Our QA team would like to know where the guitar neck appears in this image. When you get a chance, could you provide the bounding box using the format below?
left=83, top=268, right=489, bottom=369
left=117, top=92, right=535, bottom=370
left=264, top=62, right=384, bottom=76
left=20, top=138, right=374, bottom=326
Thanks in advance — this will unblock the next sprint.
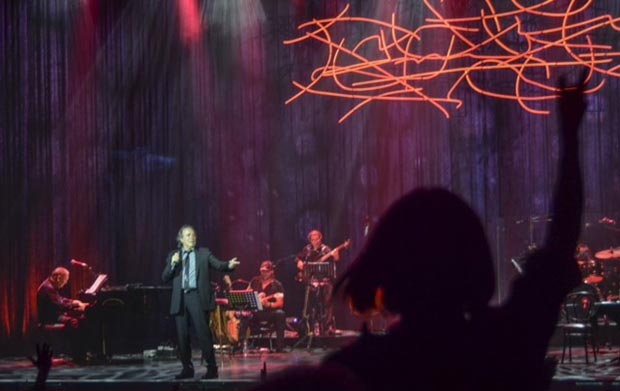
left=318, top=252, right=334, bottom=263
left=296, top=239, right=351, bottom=282
left=318, top=242, right=348, bottom=262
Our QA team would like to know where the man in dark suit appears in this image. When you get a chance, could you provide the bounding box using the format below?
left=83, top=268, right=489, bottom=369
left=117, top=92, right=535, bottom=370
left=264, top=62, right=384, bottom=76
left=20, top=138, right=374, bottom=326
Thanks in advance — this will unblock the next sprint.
left=162, top=225, right=240, bottom=380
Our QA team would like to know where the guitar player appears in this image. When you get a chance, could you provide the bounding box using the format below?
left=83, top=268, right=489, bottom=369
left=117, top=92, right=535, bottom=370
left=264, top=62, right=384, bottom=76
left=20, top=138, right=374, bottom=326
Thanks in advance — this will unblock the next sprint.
left=237, top=260, right=286, bottom=353
left=296, top=230, right=348, bottom=336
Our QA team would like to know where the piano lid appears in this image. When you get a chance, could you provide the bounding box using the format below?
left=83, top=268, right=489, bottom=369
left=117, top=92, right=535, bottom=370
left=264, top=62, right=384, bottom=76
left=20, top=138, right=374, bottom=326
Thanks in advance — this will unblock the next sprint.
left=100, top=284, right=172, bottom=292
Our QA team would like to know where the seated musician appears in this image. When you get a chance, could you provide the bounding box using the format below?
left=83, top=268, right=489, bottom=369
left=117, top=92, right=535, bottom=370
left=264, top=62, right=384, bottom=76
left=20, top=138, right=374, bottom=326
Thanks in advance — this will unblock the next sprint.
left=237, top=261, right=286, bottom=353
left=37, top=267, right=88, bottom=328
left=36, top=267, right=90, bottom=362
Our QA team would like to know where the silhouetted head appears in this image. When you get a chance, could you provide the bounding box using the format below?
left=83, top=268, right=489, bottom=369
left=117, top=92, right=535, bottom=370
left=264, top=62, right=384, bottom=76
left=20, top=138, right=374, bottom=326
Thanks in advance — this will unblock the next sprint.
left=575, top=243, right=590, bottom=258
left=336, top=188, right=494, bottom=320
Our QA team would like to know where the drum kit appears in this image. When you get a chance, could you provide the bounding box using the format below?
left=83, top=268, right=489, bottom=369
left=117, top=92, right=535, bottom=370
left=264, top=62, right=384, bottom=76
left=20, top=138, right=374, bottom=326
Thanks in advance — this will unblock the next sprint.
left=580, top=246, right=620, bottom=301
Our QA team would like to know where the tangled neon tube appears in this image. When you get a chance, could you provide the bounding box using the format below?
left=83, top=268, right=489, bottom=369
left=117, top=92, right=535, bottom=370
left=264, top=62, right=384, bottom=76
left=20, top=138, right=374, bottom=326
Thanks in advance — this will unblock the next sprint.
left=284, top=0, right=620, bottom=122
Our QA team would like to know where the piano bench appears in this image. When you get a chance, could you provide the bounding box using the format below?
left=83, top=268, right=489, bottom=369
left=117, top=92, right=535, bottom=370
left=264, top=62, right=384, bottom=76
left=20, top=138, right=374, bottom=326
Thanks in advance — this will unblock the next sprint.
left=37, top=323, right=68, bottom=354
left=39, top=323, right=66, bottom=332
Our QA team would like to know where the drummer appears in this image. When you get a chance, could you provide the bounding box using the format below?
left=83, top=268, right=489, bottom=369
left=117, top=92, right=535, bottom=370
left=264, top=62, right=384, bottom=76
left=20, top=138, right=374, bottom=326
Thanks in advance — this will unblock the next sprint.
left=571, top=243, right=604, bottom=302
left=576, top=243, right=600, bottom=282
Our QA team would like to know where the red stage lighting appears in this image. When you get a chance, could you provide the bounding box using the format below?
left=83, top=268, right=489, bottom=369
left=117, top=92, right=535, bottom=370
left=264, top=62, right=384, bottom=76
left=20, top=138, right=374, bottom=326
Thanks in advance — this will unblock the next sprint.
left=177, top=0, right=201, bottom=45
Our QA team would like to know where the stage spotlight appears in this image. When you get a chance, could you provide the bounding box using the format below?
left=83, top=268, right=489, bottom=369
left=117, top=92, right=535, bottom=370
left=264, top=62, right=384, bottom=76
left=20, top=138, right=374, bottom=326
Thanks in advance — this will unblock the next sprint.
left=177, top=0, right=201, bottom=45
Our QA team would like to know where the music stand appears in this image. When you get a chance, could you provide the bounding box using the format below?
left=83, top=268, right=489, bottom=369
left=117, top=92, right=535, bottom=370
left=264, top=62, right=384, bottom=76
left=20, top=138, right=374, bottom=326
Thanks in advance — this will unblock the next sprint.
left=225, top=290, right=264, bottom=355
left=294, top=262, right=335, bottom=351
left=303, top=262, right=335, bottom=282
left=226, top=289, right=263, bottom=311
left=80, top=274, right=108, bottom=303
left=212, top=290, right=260, bottom=360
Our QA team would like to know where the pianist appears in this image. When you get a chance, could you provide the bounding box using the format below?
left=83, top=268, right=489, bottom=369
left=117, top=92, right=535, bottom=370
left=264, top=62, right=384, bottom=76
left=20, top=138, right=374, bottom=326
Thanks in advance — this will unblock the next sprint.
left=37, top=267, right=90, bottom=363
left=37, top=267, right=88, bottom=328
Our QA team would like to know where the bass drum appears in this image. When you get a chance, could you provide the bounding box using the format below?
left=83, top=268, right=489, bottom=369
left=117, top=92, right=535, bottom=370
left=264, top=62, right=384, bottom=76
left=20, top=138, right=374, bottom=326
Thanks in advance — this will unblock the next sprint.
left=601, top=260, right=620, bottom=301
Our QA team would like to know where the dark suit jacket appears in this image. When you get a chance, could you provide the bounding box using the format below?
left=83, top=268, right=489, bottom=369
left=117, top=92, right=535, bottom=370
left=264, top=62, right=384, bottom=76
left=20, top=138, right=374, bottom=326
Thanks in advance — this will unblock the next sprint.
left=37, top=278, right=74, bottom=324
left=162, top=247, right=233, bottom=315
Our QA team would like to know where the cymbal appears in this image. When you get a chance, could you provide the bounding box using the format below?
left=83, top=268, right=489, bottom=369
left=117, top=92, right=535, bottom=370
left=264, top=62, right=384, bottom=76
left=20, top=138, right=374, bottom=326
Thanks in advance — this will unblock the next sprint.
left=595, top=247, right=620, bottom=260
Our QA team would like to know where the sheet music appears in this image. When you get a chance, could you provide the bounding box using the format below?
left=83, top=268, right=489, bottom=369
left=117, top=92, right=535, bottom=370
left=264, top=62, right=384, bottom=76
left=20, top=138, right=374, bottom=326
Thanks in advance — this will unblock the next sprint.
left=304, top=262, right=335, bottom=280
left=85, top=274, right=108, bottom=295
left=227, top=289, right=263, bottom=311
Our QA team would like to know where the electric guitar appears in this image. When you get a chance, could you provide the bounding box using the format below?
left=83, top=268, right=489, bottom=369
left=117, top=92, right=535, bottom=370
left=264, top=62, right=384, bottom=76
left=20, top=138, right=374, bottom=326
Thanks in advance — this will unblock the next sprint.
left=295, top=239, right=352, bottom=283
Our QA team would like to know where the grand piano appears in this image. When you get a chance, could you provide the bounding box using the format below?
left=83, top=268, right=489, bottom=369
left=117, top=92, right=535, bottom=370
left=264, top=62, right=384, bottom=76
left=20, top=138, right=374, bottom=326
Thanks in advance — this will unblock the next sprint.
left=79, top=275, right=174, bottom=357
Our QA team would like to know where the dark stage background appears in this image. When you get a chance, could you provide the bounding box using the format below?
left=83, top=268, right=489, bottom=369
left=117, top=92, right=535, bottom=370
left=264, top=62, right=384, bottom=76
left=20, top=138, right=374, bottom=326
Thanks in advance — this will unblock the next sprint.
left=2, top=0, right=620, bottom=352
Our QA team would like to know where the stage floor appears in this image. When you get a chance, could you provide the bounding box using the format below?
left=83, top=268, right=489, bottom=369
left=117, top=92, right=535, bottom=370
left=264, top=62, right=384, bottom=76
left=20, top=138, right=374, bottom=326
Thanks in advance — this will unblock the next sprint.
left=4, top=342, right=620, bottom=390
left=0, top=347, right=322, bottom=391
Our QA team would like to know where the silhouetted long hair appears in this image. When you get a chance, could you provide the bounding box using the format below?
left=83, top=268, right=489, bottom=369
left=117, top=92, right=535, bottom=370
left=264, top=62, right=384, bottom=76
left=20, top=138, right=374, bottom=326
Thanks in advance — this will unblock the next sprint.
left=336, top=188, right=494, bottom=318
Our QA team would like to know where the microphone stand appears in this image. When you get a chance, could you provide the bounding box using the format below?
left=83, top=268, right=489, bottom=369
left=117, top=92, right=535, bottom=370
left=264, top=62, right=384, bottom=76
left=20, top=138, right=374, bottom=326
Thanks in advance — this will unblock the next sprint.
left=511, top=215, right=550, bottom=273
left=272, top=254, right=297, bottom=269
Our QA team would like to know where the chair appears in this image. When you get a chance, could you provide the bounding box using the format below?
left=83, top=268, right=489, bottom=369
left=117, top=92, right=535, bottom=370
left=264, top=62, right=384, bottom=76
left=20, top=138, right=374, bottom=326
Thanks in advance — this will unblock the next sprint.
left=249, top=320, right=276, bottom=351
left=231, top=315, right=278, bottom=354
left=561, top=291, right=599, bottom=363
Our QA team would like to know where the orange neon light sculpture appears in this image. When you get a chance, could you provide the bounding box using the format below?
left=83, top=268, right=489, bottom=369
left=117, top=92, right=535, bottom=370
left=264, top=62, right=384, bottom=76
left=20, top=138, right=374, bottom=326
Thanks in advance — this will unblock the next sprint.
left=284, top=0, right=619, bottom=122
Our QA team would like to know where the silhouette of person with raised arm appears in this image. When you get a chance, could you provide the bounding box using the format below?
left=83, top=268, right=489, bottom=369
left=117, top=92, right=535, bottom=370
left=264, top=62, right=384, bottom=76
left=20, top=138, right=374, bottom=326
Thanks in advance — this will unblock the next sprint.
left=29, top=343, right=53, bottom=391
left=314, top=74, right=588, bottom=391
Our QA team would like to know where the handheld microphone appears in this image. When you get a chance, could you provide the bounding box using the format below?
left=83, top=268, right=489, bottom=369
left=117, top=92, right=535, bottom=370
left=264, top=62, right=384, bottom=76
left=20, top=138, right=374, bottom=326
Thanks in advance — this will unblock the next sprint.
left=172, top=243, right=183, bottom=266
